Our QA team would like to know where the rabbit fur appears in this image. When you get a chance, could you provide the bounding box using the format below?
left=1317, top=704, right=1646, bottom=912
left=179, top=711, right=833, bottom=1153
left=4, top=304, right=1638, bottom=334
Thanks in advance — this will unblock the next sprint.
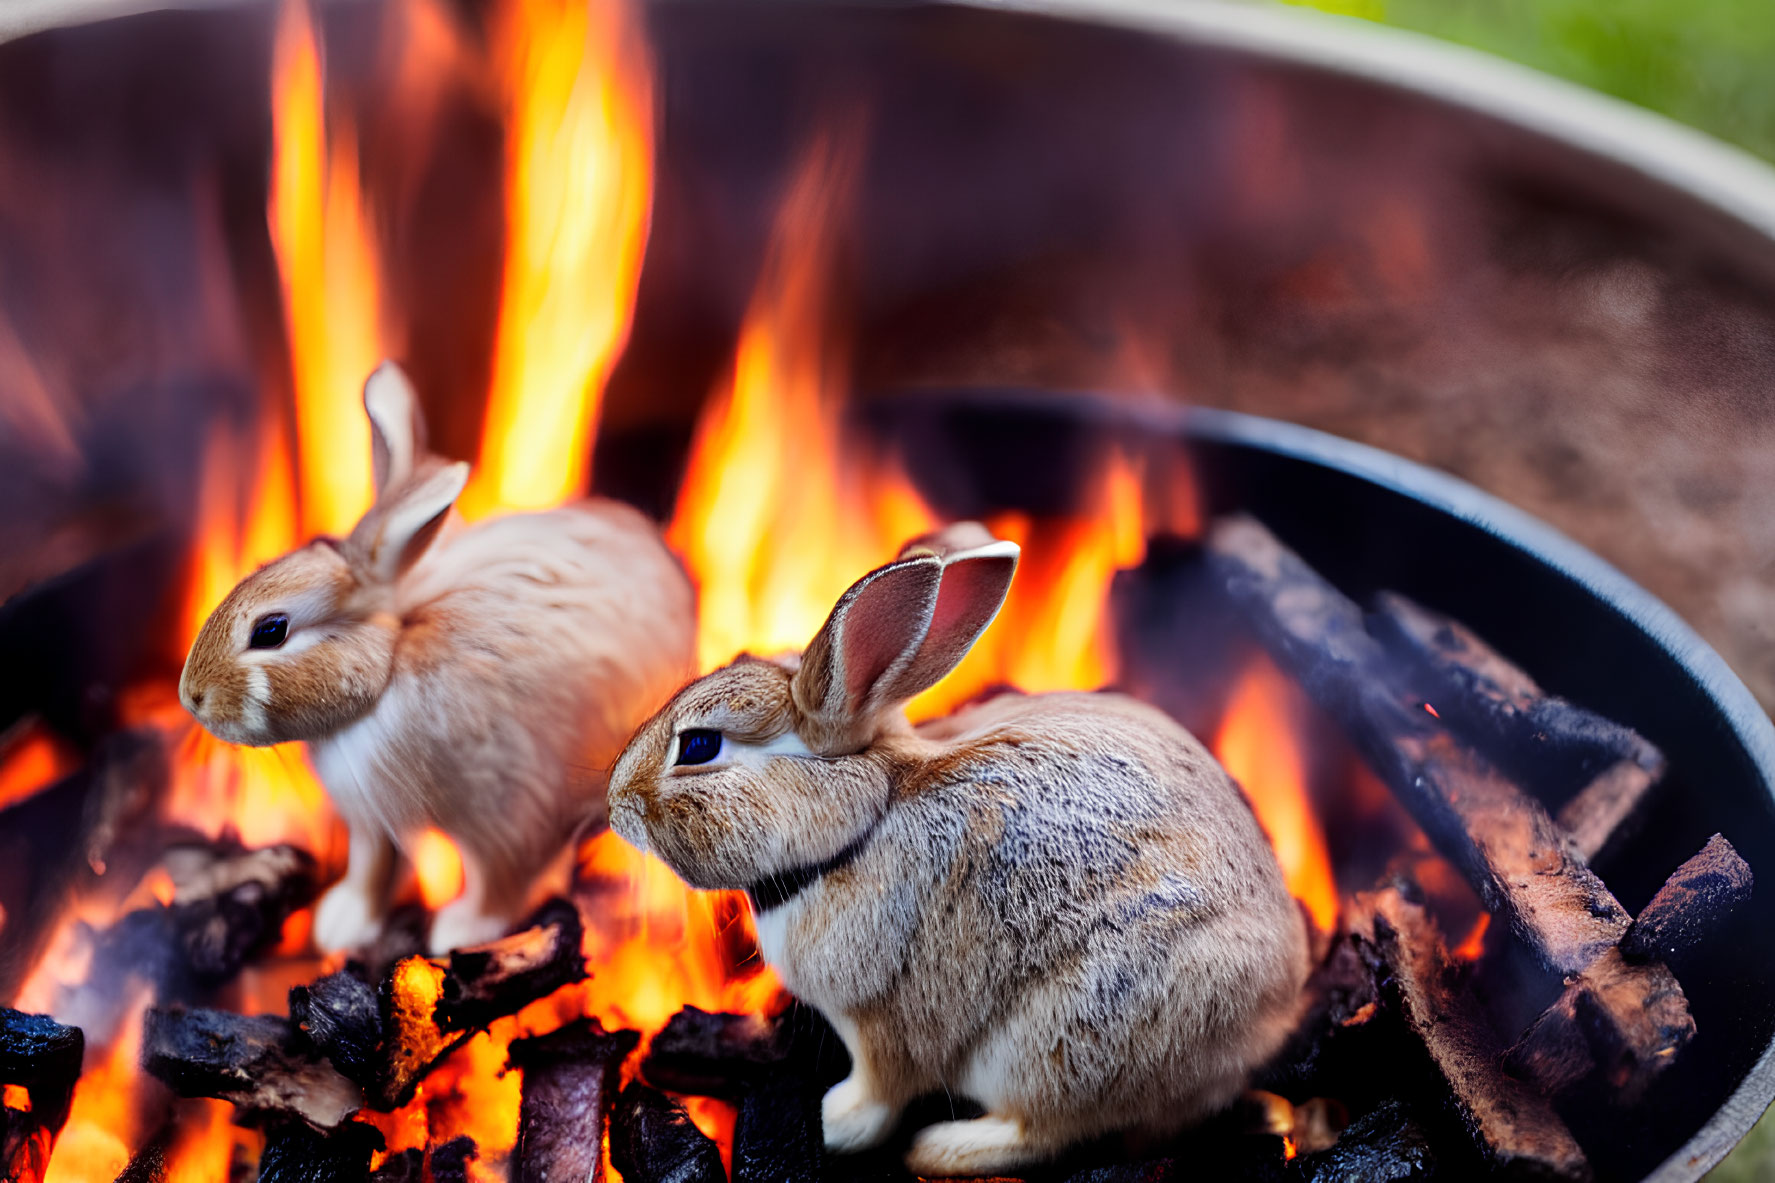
left=180, top=362, right=696, bottom=954
left=607, top=523, right=1310, bottom=1176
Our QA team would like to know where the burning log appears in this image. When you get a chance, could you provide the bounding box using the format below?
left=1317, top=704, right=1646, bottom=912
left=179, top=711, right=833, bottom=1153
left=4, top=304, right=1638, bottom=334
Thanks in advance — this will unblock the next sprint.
left=507, top=1017, right=638, bottom=1183
left=377, top=898, right=588, bottom=1108
left=429, top=1136, right=478, bottom=1183
left=113, top=1139, right=168, bottom=1183
left=1370, top=592, right=1664, bottom=818
left=608, top=1082, right=726, bottom=1183
left=1349, top=885, right=1590, bottom=1180
left=1620, top=834, right=1754, bottom=964
left=1206, top=515, right=1694, bottom=1096
left=436, top=897, right=586, bottom=1034
left=732, top=1076, right=822, bottom=1183
left=257, top=1119, right=384, bottom=1183
left=141, top=1007, right=363, bottom=1129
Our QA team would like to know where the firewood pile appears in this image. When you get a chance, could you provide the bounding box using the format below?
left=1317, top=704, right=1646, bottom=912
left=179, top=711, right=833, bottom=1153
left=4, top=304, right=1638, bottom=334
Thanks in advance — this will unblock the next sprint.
left=0, top=513, right=1755, bottom=1182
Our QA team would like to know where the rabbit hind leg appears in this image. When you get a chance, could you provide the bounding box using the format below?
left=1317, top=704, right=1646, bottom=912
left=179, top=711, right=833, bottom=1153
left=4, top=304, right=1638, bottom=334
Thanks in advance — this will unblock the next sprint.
left=904, top=1115, right=1044, bottom=1177
left=314, top=825, right=397, bottom=952
left=427, top=844, right=528, bottom=954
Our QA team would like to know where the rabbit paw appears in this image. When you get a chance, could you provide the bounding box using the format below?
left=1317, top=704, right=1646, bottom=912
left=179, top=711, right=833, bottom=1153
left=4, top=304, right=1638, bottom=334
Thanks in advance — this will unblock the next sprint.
left=427, top=900, right=512, bottom=955
left=313, top=883, right=384, bottom=952
left=822, top=1076, right=898, bottom=1153
left=905, top=1116, right=1038, bottom=1176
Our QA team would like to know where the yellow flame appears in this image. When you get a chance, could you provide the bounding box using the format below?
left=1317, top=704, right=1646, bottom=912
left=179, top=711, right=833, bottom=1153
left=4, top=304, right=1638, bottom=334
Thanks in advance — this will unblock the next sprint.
left=462, top=0, right=655, bottom=517
left=270, top=0, right=381, bottom=538
left=413, top=828, right=466, bottom=909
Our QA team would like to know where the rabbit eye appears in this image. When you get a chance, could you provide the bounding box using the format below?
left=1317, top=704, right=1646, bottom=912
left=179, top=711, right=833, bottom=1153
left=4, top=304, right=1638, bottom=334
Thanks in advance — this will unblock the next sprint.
left=675, top=729, right=723, bottom=767
left=249, top=614, right=290, bottom=650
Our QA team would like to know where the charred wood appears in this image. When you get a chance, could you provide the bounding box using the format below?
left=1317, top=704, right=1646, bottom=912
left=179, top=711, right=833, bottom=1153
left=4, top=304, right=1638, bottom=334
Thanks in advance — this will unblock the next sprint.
left=1621, top=834, right=1754, bottom=964
left=2, top=1104, right=55, bottom=1183
left=732, top=1075, right=822, bottom=1183
left=141, top=1007, right=362, bottom=1129
left=1370, top=592, right=1664, bottom=810
left=643, top=1006, right=792, bottom=1099
left=288, top=970, right=382, bottom=1092
left=428, top=1136, right=477, bottom=1183
left=0, top=1008, right=83, bottom=1131
left=609, top=1082, right=726, bottom=1183
left=508, top=1017, right=638, bottom=1183
left=1350, top=886, right=1590, bottom=1180
left=1207, top=516, right=1692, bottom=1095
left=113, top=1138, right=167, bottom=1183
left=368, top=1148, right=422, bottom=1183
left=256, top=1119, right=383, bottom=1183
left=1555, top=762, right=1661, bottom=866
left=435, top=898, right=585, bottom=1034
left=1289, top=1099, right=1434, bottom=1183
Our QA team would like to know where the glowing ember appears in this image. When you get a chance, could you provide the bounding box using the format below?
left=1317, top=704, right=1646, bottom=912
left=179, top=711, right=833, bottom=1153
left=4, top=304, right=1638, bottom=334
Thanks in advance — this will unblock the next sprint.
left=1214, top=656, right=1341, bottom=934
left=41, top=999, right=149, bottom=1183
left=1453, top=912, right=1491, bottom=962
left=0, top=726, right=76, bottom=812
left=269, top=0, right=382, bottom=538
left=462, top=0, right=654, bottom=517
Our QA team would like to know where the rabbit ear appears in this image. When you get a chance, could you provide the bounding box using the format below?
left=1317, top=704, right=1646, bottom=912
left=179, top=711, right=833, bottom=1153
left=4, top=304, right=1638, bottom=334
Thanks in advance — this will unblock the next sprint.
left=364, top=361, right=428, bottom=496
left=881, top=531, right=1019, bottom=703
left=348, top=460, right=469, bottom=584
left=793, top=554, right=945, bottom=724
left=793, top=528, right=1019, bottom=727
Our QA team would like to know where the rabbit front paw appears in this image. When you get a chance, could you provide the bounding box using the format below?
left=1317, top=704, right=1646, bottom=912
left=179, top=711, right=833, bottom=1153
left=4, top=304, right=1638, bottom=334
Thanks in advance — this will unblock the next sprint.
left=822, top=1075, right=898, bottom=1153
left=905, top=1116, right=1039, bottom=1176
left=313, top=882, right=385, bottom=952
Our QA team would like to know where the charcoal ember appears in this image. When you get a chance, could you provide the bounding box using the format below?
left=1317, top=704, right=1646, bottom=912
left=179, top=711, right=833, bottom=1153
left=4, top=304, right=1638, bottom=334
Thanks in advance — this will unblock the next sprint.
left=436, top=898, right=586, bottom=1034
left=609, top=1082, right=726, bottom=1183
left=289, top=969, right=383, bottom=1088
left=1290, top=1100, right=1434, bottom=1183
left=114, top=1138, right=168, bottom=1183
left=0, top=1008, right=84, bottom=1131
left=376, top=899, right=588, bottom=1108
left=2, top=1103, right=55, bottom=1183
left=508, top=1018, right=638, bottom=1183
left=1621, top=834, right=1754, bottom=964
left=732, top=1074, right=822, bottom=1183
left=257, top=1119, right=384, bottom=1183
left=428, top=1136, right=478, bottom=1183
left=1255, top=934, right=1382, bottom=1096
left=643, top=1005, right=792, bottom=1098
left=141, top=1007, right=363, bottom=1129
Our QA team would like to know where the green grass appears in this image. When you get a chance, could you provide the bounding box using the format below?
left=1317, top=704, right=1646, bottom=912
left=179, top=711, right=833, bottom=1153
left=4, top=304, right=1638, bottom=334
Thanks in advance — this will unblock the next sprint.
left=1269, top=1, right=1775, bottom=1175
left=1279, top=0, right=1775, bottom=163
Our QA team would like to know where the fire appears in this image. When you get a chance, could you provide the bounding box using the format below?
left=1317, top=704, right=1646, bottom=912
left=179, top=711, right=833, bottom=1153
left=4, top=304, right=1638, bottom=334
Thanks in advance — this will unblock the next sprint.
left=41, top=999, right=149, bottom=1183
left=269, top=0, right=382, bottom=538
left=413, top=828, right=466, bottom=910
left=0, top=726, right=76, bottom=812
left=461, top=0, right=654, bottom=517
left=1214, top=656, right=1341, bottom=934
left=669, top=122, right=936, bottom=671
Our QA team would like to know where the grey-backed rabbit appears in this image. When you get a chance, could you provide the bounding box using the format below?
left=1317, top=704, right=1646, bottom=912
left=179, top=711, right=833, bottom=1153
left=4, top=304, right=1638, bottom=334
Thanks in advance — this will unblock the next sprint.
left=180, top=362, right=696, bottom=954
left=607, top=523, right=1310, bottom=1175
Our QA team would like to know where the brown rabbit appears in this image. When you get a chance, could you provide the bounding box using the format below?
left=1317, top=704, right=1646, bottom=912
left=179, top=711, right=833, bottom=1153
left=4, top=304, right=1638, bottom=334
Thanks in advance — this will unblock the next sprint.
left=180, top=362, right=696, bottom=954
left=607, top=523, right=1310, bottom=1175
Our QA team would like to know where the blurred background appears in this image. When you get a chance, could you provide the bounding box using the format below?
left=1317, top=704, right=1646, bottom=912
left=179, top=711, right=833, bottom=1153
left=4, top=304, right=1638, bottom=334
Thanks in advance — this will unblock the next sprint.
left=1274, top=3, right=1775, bottom=1177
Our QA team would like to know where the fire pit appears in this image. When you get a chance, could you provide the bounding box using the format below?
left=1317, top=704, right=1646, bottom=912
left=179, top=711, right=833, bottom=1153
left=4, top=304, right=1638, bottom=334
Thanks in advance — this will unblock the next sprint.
left=2, top=1, right=1774, bottom=1181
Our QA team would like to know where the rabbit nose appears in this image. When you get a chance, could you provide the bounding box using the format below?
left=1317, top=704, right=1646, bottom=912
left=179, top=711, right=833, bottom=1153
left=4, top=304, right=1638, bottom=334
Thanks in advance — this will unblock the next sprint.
left=186, top=688, right=206, bottom=711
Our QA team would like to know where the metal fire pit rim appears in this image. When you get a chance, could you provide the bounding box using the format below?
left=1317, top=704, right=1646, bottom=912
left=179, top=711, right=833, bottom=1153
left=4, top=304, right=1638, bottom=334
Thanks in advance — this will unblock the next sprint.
left=1178, top=402, right=1775, bottom=1183
left=962, top=0, right=1775, bottom=255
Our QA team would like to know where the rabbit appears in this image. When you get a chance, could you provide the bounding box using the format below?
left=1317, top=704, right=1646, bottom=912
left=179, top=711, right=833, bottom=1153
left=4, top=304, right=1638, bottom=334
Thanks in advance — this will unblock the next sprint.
left=606, top=522, right=1312, bottom=1176
left=180, top=361, right=696, bottom=955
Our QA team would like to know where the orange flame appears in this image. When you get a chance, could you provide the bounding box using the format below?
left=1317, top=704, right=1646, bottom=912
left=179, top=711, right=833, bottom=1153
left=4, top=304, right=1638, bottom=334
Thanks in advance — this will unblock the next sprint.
left=40, top=999, right=150, bottom=1183
left=0, top=726, right=77, bottom=813
left=670, top=121, right=940, bottom=672
left=1453, top=912, right=1491, bottom=962
left=461, top=0, right=654, bottom=517
left=269, top=0, right=382, bottom=538
left=412, top=828, right=465, bottom=910
left=1214, top=657, right=1340, bottom=934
